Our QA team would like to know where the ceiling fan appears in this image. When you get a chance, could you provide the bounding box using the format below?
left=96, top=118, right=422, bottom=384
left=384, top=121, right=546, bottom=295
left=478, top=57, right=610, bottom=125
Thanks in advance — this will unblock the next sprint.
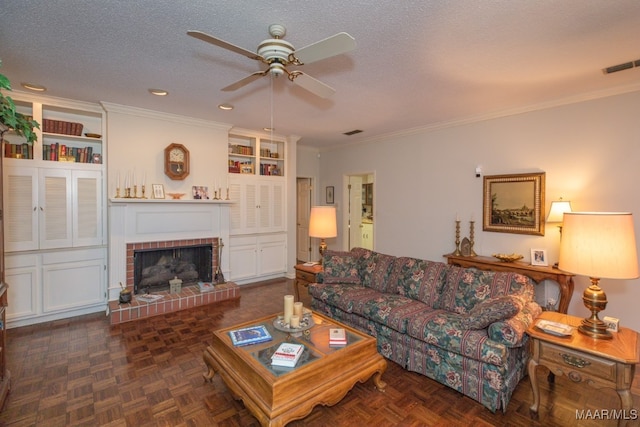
left=187, top=24, right=356, bottom=99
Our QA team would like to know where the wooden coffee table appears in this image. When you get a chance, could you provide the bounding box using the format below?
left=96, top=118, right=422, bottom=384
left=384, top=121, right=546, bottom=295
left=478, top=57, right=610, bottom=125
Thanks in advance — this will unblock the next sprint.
left=203, top=311, right=387, bottom=426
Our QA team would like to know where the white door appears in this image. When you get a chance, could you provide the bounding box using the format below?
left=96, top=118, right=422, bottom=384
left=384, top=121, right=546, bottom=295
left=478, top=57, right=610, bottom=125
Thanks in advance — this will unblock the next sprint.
left=296, top=178, right=311, bottom=262
left=348, top=176, right=363, bottom=249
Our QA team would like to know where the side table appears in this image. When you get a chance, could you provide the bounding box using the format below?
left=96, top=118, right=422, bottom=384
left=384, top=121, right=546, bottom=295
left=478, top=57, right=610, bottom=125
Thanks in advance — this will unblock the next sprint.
left=527, top=311, right=639, bottom=426
left=294, top=263, right=322, bottom=301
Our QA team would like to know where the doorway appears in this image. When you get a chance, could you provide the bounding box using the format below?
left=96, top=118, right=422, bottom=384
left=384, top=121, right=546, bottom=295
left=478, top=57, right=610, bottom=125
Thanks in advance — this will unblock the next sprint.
left=346, top=173, right=374, bottom=251
left=296, top=178, right=312, bottom=262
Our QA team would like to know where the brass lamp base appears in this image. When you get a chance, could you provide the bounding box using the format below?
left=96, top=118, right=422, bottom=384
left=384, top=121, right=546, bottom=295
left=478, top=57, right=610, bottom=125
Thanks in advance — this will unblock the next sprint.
left=578, top=277, right=612, bottom=340
left=319, top=239, right=328, bottom=265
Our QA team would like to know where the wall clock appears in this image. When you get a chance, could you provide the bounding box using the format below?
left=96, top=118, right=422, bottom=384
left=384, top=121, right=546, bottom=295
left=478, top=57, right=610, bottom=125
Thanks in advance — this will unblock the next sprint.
left=164, top=143, right=190, bottom=180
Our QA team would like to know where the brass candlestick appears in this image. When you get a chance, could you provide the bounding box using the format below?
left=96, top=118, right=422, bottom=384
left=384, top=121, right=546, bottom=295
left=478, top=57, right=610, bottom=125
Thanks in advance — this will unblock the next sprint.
left=141, top=184, right=147, bottom=199
left=125, top=187, right=131, bottom=198
left=469, top=221, right=478, bottom=257
left=115, top=187, right=121, bottom=198
left=225, top=187, right=230, bottom=200
left=133, top=185, right=138, bottom=199
left=453, top=220, right=462, bottom=256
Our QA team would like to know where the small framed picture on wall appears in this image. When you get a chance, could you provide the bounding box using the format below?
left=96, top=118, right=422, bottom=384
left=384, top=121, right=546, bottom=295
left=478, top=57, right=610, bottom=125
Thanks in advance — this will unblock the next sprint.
left=530, top=249, right=548, bottom=266
left=326, top=186, right=334, bottom=204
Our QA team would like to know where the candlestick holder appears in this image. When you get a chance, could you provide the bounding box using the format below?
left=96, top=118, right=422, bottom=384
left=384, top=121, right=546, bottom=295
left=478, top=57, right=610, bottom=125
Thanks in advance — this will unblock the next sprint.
left=133, top=185, right=138, bottom=199
left=125, top=187, right=131, bottom=198
left=115, top=187, right=121, bottom=198
left=225, top=187, right=230, bottom=200
left=453, top=220, right=462, bottom=256
left=213, top=190, right=219, bottom=200
left=469, top=221, right=478, bottom=257
left=141, top=185, right=147, bottom=199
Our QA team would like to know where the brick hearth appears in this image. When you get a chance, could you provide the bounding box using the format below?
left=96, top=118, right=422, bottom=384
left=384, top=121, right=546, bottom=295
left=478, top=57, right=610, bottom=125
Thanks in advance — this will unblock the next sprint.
left=109, top=281, right=239, bottom=325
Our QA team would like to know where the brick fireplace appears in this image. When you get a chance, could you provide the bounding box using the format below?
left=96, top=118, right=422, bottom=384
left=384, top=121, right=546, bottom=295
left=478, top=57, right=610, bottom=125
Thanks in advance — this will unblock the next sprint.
left=108, top=199, right=237, bottom=324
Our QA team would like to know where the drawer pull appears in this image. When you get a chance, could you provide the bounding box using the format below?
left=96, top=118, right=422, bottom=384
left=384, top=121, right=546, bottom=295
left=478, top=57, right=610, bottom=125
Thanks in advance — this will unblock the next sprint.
left=561, top=353, right=590, bottom=368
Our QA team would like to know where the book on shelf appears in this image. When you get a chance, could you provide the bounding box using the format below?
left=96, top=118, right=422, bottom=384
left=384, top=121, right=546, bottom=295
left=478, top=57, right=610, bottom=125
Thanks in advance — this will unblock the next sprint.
left=229, top=325, right=272, bottom=346
left=329, top=328, right=347, bottom=346
left=197, top=281, right=215, bottom=292
left=271, top=342, right=304, bottom=367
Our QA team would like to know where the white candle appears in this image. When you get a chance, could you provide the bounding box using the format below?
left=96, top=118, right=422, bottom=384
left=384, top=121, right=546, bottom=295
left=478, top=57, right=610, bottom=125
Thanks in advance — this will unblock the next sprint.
left=284, top=295, right=294, bottom=325
left=132, top=170, right=136, bottom=186
left=290, top=315, right=300, bottom=328
left=117, top=171, right=120, bottom=189
left=142, top=172, right=146, bottom=186
left=294, top=301, right=303, bottom=317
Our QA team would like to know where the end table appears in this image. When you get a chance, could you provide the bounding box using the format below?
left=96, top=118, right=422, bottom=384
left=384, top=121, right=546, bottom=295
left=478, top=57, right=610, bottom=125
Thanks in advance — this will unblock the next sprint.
left=527, top=311, right=639, bottom=426
left=294, top=263, right=322, bottom=301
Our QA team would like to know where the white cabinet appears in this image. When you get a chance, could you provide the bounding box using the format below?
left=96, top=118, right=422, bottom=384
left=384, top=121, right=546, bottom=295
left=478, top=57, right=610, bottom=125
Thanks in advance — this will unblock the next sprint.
left=5, top=248, right=106, bottom=327
left=361, top=222, right=373, bottom=250
left=229, top=234, right=287, bottom=284
left=229, top=176, right=285, bottom=235
left=4, top=166, right=103, bottom=251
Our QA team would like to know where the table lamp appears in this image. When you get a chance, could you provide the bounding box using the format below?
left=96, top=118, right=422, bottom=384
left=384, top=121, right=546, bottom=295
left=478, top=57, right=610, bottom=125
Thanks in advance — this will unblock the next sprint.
left=309, top=206, right=337, bottom=263
left=546, top=199, right=572, bottom=234
left=558, top=212, right=639, bottom=339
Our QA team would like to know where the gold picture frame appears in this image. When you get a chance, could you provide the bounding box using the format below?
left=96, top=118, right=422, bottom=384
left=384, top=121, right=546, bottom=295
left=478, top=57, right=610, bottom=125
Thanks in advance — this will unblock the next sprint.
left=483, top=172, right=545, bottom=235
left=152, top=184, right=165, bottom=199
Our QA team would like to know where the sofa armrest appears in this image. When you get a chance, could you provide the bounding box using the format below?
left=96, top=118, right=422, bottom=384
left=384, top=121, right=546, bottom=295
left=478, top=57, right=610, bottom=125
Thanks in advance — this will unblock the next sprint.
left=487, top=301, right=542, bottom=347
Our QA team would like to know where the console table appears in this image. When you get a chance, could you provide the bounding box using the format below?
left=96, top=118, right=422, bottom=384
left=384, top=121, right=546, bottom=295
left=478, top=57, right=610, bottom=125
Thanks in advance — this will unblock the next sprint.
left=444, top=254, right=574, bottom=313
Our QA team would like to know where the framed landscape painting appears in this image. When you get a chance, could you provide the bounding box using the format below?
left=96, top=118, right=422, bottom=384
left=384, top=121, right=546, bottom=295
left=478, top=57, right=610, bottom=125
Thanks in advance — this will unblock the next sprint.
left=483, top=172, right=545, bottom=235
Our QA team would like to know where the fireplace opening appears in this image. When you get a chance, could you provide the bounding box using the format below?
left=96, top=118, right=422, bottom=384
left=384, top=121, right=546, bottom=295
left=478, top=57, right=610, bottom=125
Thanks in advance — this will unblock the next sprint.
left=134, top=244, right=213, bottom=294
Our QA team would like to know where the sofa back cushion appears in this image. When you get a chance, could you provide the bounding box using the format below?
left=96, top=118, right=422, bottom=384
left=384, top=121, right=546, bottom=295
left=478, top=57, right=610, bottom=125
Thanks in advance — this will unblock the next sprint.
left=350, top=247, right=397, bottom=293
left=439, top=266, right=535, bottom=314
left=321, top=250, right=361, bottom=284
left=391, top=257, right=449, bottom=307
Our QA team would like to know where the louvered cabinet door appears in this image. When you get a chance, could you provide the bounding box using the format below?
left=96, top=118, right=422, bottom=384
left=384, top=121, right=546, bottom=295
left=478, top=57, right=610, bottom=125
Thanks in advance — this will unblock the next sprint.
left=39, top=168, right=73, bottom=250
left=3, top=167, right=39, bottom=252
left=72, top=170, right=102, bottom=247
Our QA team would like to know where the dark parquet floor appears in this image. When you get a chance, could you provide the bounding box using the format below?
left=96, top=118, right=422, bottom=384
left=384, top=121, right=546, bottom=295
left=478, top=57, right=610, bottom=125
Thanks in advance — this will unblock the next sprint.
left=1, top=278, right=640, bottom=426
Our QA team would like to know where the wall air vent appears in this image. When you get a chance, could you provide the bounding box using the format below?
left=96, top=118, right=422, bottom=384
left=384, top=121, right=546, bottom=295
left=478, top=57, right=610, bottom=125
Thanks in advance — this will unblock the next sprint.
left=343, top=129, right=363, bottom=136
left=602, top=59, right=640, bottom=75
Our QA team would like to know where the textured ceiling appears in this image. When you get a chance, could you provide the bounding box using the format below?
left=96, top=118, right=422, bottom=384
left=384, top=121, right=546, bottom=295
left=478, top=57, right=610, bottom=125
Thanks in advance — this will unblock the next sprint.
left=1, top=1, right=640, bottom=149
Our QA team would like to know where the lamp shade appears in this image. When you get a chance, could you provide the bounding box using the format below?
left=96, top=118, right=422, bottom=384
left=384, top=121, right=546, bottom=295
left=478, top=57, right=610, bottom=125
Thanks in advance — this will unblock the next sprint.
left=546, top=200, right=572, bottom=223
left=309, top=206, right=337, bottom=238
left=558, top=212, right=639, bottom=279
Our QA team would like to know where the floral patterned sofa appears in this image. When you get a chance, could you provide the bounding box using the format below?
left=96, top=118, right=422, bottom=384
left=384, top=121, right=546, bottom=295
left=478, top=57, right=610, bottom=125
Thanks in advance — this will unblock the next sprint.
left=308, top=248, right=542, bottom=413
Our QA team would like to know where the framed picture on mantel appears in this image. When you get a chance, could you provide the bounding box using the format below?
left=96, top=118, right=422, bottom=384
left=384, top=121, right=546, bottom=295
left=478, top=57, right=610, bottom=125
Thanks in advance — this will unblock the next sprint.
left=483, top=172, right=545, bottom=236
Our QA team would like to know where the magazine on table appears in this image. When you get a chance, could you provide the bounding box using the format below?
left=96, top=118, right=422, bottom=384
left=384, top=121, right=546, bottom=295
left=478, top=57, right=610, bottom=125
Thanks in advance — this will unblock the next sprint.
left=229, top=325, right=272, bottom=346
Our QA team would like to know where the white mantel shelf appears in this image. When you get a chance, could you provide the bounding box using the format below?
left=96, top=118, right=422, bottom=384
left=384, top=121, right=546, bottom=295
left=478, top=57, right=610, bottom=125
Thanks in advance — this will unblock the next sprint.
left=109, top=198, right=234, bottom=204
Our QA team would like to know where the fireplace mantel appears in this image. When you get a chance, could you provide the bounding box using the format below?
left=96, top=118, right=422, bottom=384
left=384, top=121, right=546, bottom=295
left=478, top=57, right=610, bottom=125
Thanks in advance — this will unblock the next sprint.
left=108, top=199, right=231, bottom=301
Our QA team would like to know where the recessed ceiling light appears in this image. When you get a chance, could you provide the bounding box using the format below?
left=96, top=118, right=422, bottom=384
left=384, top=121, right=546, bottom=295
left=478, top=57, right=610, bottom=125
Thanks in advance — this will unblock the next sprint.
left=263, top=127, right=274, bottom=132
left=21, top=82, right=47, bottom=92
left=148, top=88, right=169, bottom=96
left=218, top=104, right=234, bottom=111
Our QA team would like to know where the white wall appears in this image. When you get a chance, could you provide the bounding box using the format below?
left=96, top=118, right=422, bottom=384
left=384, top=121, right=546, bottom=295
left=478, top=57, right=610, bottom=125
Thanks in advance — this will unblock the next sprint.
left=312, top=89, right=640, bottom=330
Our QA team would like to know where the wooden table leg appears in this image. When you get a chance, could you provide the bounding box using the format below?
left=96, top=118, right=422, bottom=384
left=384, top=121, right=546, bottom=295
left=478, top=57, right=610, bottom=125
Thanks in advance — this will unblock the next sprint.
left=203, top=347, right=217, bottom=382
left=617, top=389, right=633, bottom=427
left=528, top=358, right=540, bottom=417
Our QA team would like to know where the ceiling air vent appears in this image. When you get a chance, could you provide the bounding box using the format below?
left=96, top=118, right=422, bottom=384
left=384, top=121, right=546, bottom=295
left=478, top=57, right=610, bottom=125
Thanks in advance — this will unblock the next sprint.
left=602, top=59, right=640, bottom=75
left=343, top=129, right=363, bottom=136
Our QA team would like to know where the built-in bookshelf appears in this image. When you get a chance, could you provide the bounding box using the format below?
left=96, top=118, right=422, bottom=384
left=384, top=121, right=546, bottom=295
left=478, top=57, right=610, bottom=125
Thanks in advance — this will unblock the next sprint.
left=228, top=132, right=284, bottom=177
left=3, top=96, right=104, bottom=165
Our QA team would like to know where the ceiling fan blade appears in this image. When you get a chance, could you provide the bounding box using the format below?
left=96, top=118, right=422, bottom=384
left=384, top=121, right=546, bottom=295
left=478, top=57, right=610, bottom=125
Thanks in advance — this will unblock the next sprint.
left=294, top=32, right=356, bottom=64
left=292, top=72, right=335, bottom=98
left=187, top=30, right=262, bottom=61
left=221, top=70, right=268, bottom=92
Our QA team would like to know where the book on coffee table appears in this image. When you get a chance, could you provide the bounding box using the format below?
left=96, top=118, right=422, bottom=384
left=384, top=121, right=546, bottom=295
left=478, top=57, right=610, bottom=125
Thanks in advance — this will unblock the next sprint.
left=329, top=328, right=347, bottom=346
left=271, top=342, right=304, bottom=367
left=229, top=325, right=272, bottom=346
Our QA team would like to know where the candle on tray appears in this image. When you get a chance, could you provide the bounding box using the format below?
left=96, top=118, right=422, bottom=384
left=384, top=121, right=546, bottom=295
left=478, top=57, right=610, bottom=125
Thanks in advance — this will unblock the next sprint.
left=284, top=295, right=294, bottom=325
left=293, top=302, right=303, bottom=318
left=290, top=315, right=300, bottom=328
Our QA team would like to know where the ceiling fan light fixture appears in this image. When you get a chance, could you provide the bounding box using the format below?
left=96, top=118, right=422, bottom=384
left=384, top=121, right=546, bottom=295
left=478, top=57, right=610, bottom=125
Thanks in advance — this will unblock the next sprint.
left=149, top=88, right=169, bottom=96
left=218, top=103, right=234, bottom=111
left=21, top=82, right=47, bottom=92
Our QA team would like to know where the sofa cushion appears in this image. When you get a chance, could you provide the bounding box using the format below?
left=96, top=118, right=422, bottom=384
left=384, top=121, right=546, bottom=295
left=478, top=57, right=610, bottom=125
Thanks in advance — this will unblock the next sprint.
left=307, top=282, right=379, bottom=313
left=360, top=294, right=430, bottom=334
left=352, top=248, right=397, bottom=293
left=391, top=257, right=449, bottom=307
left=461, top=296, right=523, bottom=330
left=321, top=250, right=361, bottom=284
left=488, top=301, right=542, bottom=347
left=407, top=310, right=510, bottom=367
left=439, top=266, right=534, bottom=314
